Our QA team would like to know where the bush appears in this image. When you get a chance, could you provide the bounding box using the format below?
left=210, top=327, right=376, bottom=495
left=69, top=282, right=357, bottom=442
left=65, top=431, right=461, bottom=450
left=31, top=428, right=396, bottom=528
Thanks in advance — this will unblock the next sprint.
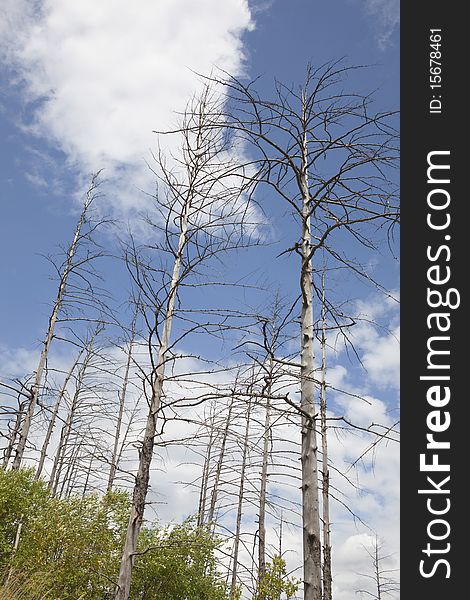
left=1, top=469, right=231, bottom=599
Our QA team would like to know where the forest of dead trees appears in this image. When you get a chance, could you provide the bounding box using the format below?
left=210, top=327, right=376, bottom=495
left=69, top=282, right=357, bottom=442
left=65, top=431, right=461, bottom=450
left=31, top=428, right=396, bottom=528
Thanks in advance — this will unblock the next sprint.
left=0, top=62, right=400, bottom=600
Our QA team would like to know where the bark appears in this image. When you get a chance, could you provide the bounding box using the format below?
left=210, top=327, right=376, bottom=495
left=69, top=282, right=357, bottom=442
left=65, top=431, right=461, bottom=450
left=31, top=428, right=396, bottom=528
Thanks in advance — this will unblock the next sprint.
left=115, top=195, right=190, bottom=600
left=12, top=179, right=97, bottom=470
left=82, top=452, right=94, bottom=497
left=374, top=539, right=382, bottom=600
left=257, top=368, right=272, bottom=592
left=320, top=273, right=332, bottom=600
left=230, top=396, right=252, bottom=599
left=2, top=397, right=26, bottom=468
left=299, top=98, right=323, bottom=600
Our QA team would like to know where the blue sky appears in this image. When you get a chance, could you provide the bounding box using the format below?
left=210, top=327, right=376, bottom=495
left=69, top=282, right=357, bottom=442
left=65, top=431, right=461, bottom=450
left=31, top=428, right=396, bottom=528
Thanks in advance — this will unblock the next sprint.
left=0, top=0, right=399, bottom=348
left=0, top=2, right=399, bottom=597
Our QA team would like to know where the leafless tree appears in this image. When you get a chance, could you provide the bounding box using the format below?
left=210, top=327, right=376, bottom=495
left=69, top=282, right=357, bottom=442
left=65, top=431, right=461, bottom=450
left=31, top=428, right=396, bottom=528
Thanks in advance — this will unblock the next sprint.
left=48, top=325, right=103, bottom=496
left=35, top=345, right=86, bottom=479
left=115, top=86, right=258, bottom=600
left=196, top=402, right=217, bottom=527
left=10, top=173, right=108, bottom=470
left=230, top=391, right=253, bottom=599
left=1, top=382, right=30, bottom=468
left=107, top=304, right=140, bottom=492
left=319, top=272, right=332, bottom=600
left=356, top=536, right=399, bottom=599
left=203, top=61, right=398, bottom=600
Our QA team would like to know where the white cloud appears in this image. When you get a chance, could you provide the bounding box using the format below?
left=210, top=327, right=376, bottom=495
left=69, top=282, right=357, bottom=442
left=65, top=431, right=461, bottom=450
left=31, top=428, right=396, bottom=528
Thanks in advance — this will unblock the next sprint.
left=1, top=0, right=254, bottom=211
left=362, top=0, right=399, bottom=49
left=0, top=337, right=399, bottom=598
left=361, top=325, right=400, bottom=389
left=347, top=294, right=400, bottom=390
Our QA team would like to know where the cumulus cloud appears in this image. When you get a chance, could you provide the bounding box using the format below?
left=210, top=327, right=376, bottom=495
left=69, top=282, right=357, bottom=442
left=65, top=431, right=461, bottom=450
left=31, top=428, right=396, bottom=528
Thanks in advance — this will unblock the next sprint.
left=1, top=0, right=254, bottom=211
left=0, top=335, right=399, bottom=598
left=347, top=293, right=400, bottom=390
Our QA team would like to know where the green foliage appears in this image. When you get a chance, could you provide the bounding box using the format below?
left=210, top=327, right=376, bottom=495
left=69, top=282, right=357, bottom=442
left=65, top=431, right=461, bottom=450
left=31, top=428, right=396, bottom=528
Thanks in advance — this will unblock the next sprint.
left=12, top=489, right=129, bottom=598
left=132, top=520, right=229, bottom=600
left=1, top=469, right=231, bottom=599
left=254, top=555, right=299, bottom=600
left=0, top=468, right=50, bottom=571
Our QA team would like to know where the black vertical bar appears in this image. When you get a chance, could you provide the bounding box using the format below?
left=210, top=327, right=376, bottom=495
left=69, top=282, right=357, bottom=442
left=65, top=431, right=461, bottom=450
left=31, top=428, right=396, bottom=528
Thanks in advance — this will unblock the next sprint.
left=401, top=3, right=464, bottom=598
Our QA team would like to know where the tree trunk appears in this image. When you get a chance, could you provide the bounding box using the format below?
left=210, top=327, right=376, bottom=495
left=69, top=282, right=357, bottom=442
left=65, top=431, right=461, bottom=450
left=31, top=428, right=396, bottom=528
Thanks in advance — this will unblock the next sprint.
left=197, top=411, right=215, bottom=527
left=230, top=395, right=252, bottom=599
left=3, top=397, right=26, bottom=468
left=49, top=376, right=83, bottom=496
left=108, top=312, right=137, bottom=492
left=207, top=397, right=234, bottom=529
left=299, top=105, right=323, bottom=600
left=374, top=536, right=382, bottom=600
left=48, top=344, right=92, bottom=496
left=115, top=197, right=190, bottom=600
left=320, top=273, right=332, bottom=600
left=82, top=452, right=94, bottom=497
left=36, top=348, right=84, bottom=479
left=257, top=368, right=272, bottom=592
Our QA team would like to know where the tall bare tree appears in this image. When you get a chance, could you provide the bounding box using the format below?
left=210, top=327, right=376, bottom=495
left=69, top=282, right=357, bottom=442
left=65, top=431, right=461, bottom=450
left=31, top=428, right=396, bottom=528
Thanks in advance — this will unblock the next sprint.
left=357, top=536, right=399, bottom=600
left=320, top=272, right=332, bottom=600
left=230, top=393, right=252, bottom=599
left=209, top=61, right=398, bottom=600
left=115, top=86, right=257, bottom=600
left=35, top=346, right=86, bottom=479
left=48, top=326, right=102, bottom=496
left=107, top=305, right=139, bottom=492
left=197, top=403, right=217, bottom=527
left=11, top=173, right=106, bottom=470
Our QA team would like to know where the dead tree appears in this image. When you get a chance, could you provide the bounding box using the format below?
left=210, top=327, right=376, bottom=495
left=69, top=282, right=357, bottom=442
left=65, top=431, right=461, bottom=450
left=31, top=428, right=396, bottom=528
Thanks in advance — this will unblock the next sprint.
left=320, top=272, right=332, bottom=600
left=35, top=346, right=86, bottom=479
left=115, top=86, right=257, bottom=600
left=2, top=385, right=29, bottom=468
left=210, top=62, right=398, bottom=600
left=230, top=393, right=252, bottom=599
left=107, top=305, right=139, bottom=492
left=197, top=403, right=217, bottom=527
left=257, top=376, right=271, bottom=592
left=253, top=300, right=291, bottom=592
left=207, top=396, right=235, bottom=529
left=356, top=536, right=399, bottom=599
left=11, top=173, right=105, bottom=470
left=48, top=329, right=99, bottom=496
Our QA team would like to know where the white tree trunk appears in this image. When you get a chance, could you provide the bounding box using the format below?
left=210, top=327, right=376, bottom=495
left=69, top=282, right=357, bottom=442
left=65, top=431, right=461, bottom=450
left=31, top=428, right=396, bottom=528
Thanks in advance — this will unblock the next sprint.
left=197, top=414, right=215, bottom=527
left=299, top=113, right=323, bottom=600
left=12, top=187, right=94, bottom=470
left=257, top=367, right=272, bottom=592
left=36, top=348, right=84, bottom=479
left=207, top=397, right=234, bottom=529
left=320, top=273, right=332, bottom=600
left=3, top=397, right=26, bottom=468
left=230, top=396, right=251, bottom=599
left=115, top=198, right=190, bottom=600
left=107, top=315, right=137, bottom=492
